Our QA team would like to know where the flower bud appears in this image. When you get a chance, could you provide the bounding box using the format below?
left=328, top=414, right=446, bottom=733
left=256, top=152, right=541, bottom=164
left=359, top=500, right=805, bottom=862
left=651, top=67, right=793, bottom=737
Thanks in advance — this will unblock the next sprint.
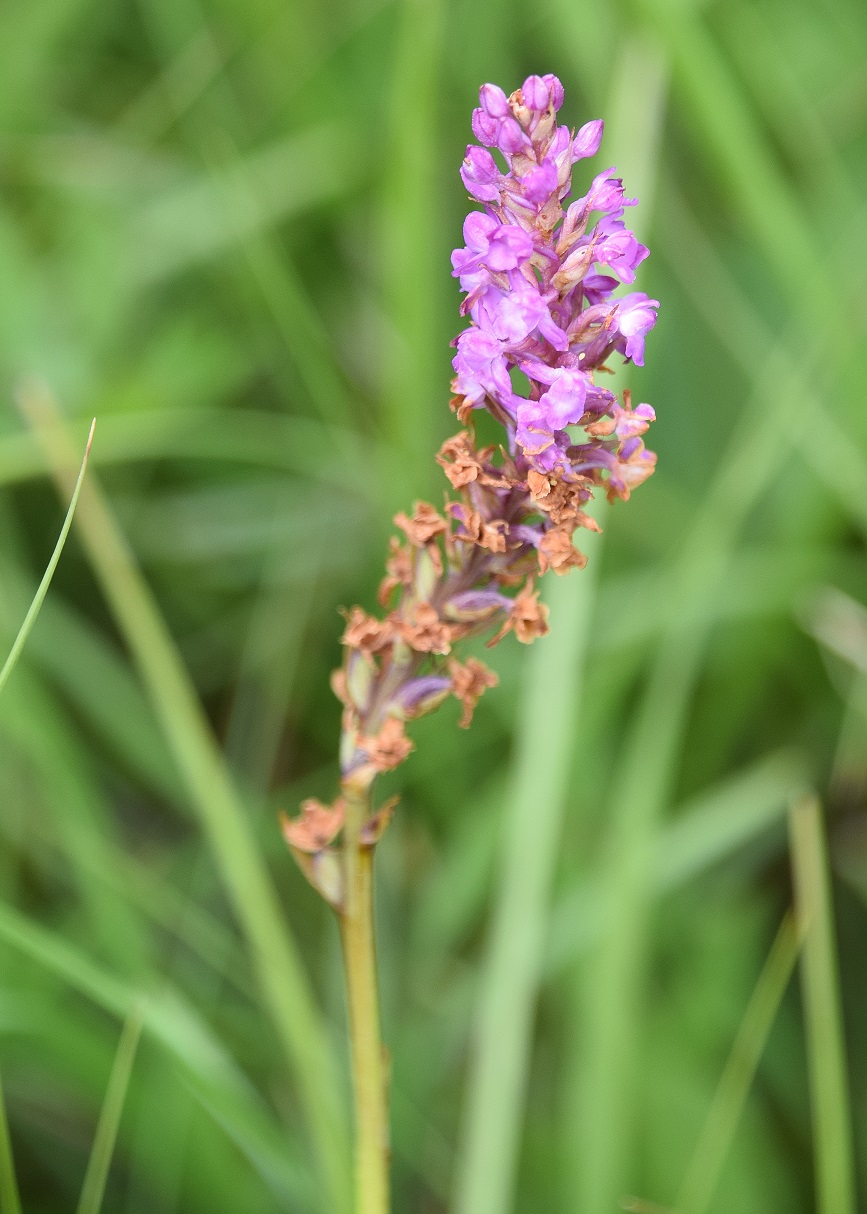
left=444, top=589, right=512, bottom=622
left=340, top=725, right=359, bottom=774
left=345, top=650, right=374, bottom=711
left=472, top=107, right=499, bottom=146
left=497, top=117, right=529, bottom=155
left=522, top=74, right=549, bottom=112
left=414, top=545, right=440, bottom=600
left=573, top=119, right=604, bottom=160
left=480, top=83, right=510, bottom=118
left=461, top=146, right=500, bottom=202
left=543, top=74, right=565, bottom=111
left=393, top=676, right=452, bottom=719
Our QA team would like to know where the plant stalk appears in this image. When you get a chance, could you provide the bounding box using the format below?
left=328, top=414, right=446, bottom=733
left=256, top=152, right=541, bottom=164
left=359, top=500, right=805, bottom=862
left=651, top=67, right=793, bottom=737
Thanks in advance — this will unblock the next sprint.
left=340, top=788, right=390, bottom=1214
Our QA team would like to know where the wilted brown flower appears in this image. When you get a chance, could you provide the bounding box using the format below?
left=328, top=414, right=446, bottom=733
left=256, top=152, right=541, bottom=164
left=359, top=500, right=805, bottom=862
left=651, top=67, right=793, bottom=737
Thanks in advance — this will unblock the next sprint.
left=448, top=656, right=499, bottom=728
left=360, top=716, right=415, bottom=771
left=394, top=502, right=447, bottom=546
left=341, top=606, right=395, bottom=658
left=281, top=797, right=345, bottom=853
left=378, top=537, right=414, bottom=606
left=511, top=580, right=551, bottom=644
left=538, top=527, right=587, bottom=575
left=397, top=601, right=453, bottom=654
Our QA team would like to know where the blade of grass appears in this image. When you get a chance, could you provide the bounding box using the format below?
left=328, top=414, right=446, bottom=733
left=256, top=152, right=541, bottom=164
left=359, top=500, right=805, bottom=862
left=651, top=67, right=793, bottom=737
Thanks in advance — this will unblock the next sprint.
left=562, top=166, right=863, bottom=1212
left=16, top=380, right=350, bottom=1214
left=0, top=664, right=152, bottom=976
left=379, top=0, right=445, bottom=476
left=0, top=418, right=94, bottom=696
left=0, top=897, right=313, bottom=1204
left=0, top=408, right=375, bottom=493
left=0, top=419, right=93, bottom=1214
left=76, top=1007, right=145, bottom=1214
left=453, top=40, right=669, bottom=1214
left=453, top=530, right=604, bottom=1214
left=630, top=0, right=829, bottom=312
left=546, top=748, right=808, bottom=974
left=658, top=185, right=867, bottom=541
left=129, top=125, right=356, bottom=286
left=0, top=1071, right=21, bottom=1214
left=788, top=795, right=855, bottom=1214
left=677, top=912, right=801, bottom=1214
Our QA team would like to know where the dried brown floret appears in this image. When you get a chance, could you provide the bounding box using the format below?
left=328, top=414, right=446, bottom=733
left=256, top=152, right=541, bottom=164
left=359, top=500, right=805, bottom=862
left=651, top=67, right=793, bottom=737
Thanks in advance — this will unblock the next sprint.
left=394, top=502, right=447, bottom=546
left=281, top=797, right=345, bottom=853
left=513, top=580, right=551, bottom=642
left=538, top=527, right=588, bottom=575
left=397, top=601, right=453, bottom=654
left=449, top=389, right=475, bottom=422
left=461, top=510, right=509, bottom=553
left=448, top=656, right=499, bottom=728
left=489, top=578, right=550, bottom=646
left=378, top=537, right=414, bottom=606
left=359, top=716, right=414, bottom=771
left=341, top=606, right=395, bottom=658
left=437, top=431, right=483, bottom=488
left=526, top=468, right=552, bottom=503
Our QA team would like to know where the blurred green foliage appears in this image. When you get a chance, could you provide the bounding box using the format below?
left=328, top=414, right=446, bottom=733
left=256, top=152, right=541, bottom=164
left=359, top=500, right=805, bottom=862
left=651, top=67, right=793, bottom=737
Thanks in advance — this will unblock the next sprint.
left=0, top=0, right=865, bottom=1210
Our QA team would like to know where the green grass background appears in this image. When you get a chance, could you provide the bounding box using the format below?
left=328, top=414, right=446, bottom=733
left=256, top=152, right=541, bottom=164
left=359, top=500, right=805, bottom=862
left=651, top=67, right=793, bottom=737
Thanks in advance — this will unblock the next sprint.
left=0, top=0, right=865, bottom=1210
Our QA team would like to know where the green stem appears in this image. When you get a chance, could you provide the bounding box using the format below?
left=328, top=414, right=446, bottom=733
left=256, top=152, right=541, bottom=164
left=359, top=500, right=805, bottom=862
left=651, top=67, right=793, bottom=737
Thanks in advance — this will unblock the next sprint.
left=340, top=789, right=389, bottom=1214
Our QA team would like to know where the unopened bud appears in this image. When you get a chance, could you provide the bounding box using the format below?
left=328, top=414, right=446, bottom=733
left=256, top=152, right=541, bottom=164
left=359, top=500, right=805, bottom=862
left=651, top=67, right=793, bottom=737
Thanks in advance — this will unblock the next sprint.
left=393, top=675, right=452, bottom=719
left=444, top=589, right=511, bottom=622
left=346, top=650, right=373, bottom=711
left=414, top=545, right=440, bottom=601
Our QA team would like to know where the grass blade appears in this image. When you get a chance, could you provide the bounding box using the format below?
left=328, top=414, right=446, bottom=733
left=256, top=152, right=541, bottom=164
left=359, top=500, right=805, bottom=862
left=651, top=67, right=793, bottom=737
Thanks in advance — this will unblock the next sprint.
left=453, top=532, right=603, bottom=1214
left=546, top=748, right=807, bottom=974
left=379, top=0, right=445, bottom=476
left=0, top=427, right=132, bottom=1214
left=0, top=418, right=94, bottom=697
left=16, top=379, right=351, bottom=1214
left=632, top=0, right=827, bottom=312
left=788, top=795, right=856, bottom=1214
left=677, top=913, right=801, bottom=1214
left=76, top=1007, right=145, bottom=1214
left=563, top=169, right=860, bottom=1214
left=0, top=898, right=313, bottom=1204
left=0, top=1071, right=21, bottom=1214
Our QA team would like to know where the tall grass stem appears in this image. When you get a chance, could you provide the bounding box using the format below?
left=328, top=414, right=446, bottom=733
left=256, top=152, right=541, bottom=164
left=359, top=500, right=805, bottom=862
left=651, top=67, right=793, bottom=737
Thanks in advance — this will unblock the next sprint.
left=340, top=790, right=390, bottom=1214
left=789, top=795, right=855, bottom=1214
left=16, top=379, right=351, bottom=1214
left=677, top=913, right=800, bottom=1214
left=76, top=1007, right=144, bottom=1214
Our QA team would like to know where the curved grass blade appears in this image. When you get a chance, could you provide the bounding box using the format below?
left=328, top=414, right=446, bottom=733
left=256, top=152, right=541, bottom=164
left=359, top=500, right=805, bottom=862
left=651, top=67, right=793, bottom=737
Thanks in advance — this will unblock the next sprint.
left=76, top=1007, right=145, bottom=1214
left=15, top=379, right=350, bottom=1214
left=677, top=913, right=801, bottom=1214
left=0, top=1070, right=21, bottom=1214
left=546, top=747, right=807, bottom=974
left=0, top=897, right=313, bottom=1205
left=0, top=418, right=94, bottom=697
